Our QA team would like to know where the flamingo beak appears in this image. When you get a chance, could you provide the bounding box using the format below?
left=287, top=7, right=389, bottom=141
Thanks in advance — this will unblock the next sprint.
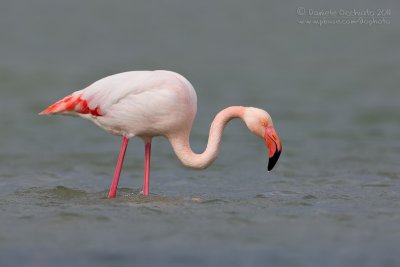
left=264, top=126, right=282, bottom=171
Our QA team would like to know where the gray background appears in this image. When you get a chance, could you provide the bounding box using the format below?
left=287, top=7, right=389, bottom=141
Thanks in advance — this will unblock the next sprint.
left=1, top=1, right=399, bottom=266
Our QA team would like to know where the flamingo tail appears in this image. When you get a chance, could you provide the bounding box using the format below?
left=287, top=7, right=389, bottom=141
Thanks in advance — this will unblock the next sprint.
left=39, top=94, right=102, bottom=116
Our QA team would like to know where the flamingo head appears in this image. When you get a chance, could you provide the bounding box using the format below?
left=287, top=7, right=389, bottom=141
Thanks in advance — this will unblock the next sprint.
left=243, top=107, right=282, bottom=171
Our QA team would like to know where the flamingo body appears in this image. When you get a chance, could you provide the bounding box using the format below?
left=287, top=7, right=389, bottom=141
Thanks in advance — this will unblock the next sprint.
left=41, top=70, right=197, bottom=140
left=40, top=70, right=282, bottom=197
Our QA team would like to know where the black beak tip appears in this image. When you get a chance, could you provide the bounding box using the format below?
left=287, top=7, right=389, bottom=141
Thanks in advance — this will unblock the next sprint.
left=268, top=150, right=281, bottom=171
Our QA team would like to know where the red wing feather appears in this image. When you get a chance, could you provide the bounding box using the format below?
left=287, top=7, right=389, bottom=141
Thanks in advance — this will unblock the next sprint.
left=39, top=94, right=102, bottom=116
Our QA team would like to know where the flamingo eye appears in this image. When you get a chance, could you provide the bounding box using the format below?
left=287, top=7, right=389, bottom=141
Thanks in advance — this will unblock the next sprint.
left=260, top=120, right=268, bottom=127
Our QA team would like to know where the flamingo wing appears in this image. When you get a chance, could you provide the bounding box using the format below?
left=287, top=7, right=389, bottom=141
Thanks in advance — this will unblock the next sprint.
left=39, top=93, right=102, bottom=116
left=39, top=71, right=196, bottom=137
left=39, top=71, right=155, bottom=117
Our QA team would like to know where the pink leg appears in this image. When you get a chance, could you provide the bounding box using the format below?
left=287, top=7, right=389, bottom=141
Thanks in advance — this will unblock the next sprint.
left=143, top=142, right=151, bottom=196
left=108, top=136, right=129, bottom=198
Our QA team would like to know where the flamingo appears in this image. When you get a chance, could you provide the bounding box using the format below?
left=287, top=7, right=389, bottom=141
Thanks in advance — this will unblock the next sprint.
left=39, top=70, right=282, bottom=198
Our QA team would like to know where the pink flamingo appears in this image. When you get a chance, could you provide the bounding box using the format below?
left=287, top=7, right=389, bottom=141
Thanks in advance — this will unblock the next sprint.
left=40, top=70, right=282, bottom=198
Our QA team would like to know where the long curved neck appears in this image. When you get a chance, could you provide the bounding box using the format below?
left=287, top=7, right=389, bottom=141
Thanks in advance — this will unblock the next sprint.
left=168, top=106, right=245, bottom=169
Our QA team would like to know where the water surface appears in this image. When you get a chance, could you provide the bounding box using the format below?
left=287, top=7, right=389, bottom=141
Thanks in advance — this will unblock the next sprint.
left=0, top=1, right=400, bottom=266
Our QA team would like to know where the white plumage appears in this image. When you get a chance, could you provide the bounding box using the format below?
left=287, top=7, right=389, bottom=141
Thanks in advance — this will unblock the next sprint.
left=40, top=70, right=282, bottom=197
